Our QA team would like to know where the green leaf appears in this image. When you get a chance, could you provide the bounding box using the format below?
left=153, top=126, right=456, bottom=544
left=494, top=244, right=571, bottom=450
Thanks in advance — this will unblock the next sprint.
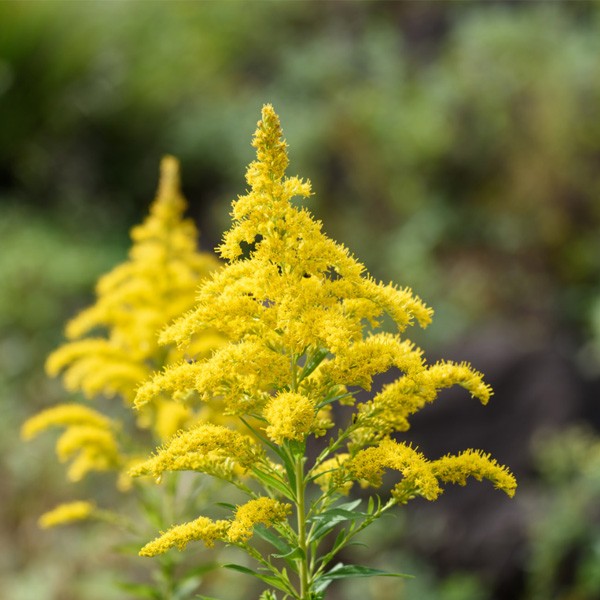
left=313, top=563, right=411, bottom=592
left=254, top=525, right=300, bottom=574
left=277, top=447, right=297, bottom=493
left=223, top=563, right=256, bottom=576
left=273, top=546, right=305, bottom=561
left=336, top=499, right=362, bottom=512
left=299, top=347, right=329, bottom=381
left=253, top=524, right=291, bottom=555
left=310, top=508, right=366, bottom=540
left=251, top=467, right=294, bottom=499
left=240, top=417, right=283, bottom=458
left=222, top=564, right=292, bottom=594
left=215, top=502, right=236, bottom=511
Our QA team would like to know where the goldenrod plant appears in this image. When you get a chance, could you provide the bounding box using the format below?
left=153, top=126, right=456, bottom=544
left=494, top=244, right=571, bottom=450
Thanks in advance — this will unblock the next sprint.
left=22, top=157, right=222, bottom=597
left=131, top=105, right=516, bottom=600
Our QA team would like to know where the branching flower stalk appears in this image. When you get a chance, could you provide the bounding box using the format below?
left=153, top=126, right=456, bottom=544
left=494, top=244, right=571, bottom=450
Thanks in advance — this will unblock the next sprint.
left=132, top=105, right=517, bottom=600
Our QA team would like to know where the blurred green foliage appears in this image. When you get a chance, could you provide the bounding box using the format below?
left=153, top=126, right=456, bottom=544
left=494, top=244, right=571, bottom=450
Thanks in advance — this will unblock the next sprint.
left=526, top=427, right=600, bottom=600
left=2, top=1, right=600, bottom=343
left=0, top=205, right=126, bottom=599
left=3, top=1, right=600, bottom=599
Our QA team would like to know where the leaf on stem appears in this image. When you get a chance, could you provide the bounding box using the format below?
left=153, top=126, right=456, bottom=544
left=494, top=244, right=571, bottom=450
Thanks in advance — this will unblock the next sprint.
left=313, top=563, right=411, bottom=593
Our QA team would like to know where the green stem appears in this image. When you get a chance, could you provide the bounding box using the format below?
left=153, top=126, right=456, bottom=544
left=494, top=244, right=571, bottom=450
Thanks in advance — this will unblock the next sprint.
left=295, top=455, right=310, bottom=599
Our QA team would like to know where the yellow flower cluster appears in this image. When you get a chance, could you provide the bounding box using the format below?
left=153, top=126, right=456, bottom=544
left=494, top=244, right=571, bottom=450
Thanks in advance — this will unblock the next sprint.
left=21, top=403, right=121, bottom=481
left=228, top=497, right=291, bottom=543
left=354, top=359, right=492, bottom=441
left=47, top=156, right=220, bottom=409
left=125, top=105, right=516, bottom=561
left=39, top=501, right=96, bottom=529
left=55, top=425, right=121, bottom=481
left=347, top=439, right=516, bottom=503
left=21, top=105, right=518, bottom=597
left=139, top=497, right=291, bottom=557
left=133, top=108, right=437, bottom=430
left=312, top=454, right=353, bottom=495
left=130, top=423, right=263, bottom=481
left=264, top=392, right=316, bottom=445
left=21, top=403, right=112, bottom=440
left=132, top=107, right=505, bottom=461
left=23, top=158, right=222, bottom=499
left=432, top=450, right=517, bottom=496
left=140, top=516, right=231, bottom=556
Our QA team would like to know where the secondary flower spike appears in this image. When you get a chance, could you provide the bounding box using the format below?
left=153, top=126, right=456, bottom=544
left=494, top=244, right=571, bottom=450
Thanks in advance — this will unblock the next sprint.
left=23, top=156, right=222, bottom=493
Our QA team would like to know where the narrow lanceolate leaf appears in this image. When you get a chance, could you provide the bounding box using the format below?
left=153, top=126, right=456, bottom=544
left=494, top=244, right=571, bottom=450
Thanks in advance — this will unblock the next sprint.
left=313, top=563, right=411, bottom=593
left=310, top=507, right=366, bottom=540
left=254, top=524, right=292, bottom=555
left=272, top=546, right=305, bottom=561
left=251, top=467, right=295, bottom=499
left=222, top=564, right=293, bottom=595
left=337, top=499, right=362, bottom=512
left=321, top=563, right=410, bottom=580
left=253, top=525, right=300, bottom=574
left=300, top=348, right=329, bottom=381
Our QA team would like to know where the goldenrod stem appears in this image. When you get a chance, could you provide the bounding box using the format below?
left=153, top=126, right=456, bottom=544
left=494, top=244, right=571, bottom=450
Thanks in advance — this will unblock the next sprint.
left=295, top=455, right=310, bottom=599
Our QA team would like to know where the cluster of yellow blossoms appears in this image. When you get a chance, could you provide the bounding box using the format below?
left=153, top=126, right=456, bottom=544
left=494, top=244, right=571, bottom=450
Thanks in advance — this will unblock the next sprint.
left=24, top=105, right=515, bottom=598
left=22, top=156, right=221, bottom=522
left=130, top=105, right=516, bottom=559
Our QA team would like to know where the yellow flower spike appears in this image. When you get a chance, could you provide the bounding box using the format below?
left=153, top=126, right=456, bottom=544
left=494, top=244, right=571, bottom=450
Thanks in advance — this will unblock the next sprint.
left=21, top=403, right=113, bottom=441
left=139, top=105, right=435, bottom=417
left=55, top=425, right=121, bottom=481
left=347, top=438, right=442, bottom=502
left=47, top=155, right=220, bottom=406
left=228, top=497, right=291, bottom=543
left=319, top=333, right=424, bottom=391
left=129, top=423, right=262, bottom=480
left=355, top=359, right=493, bottom=439
left=139, top=516, right=231, bottom=556
left=38, top=501, right=96, bottom=529
left=264, top=391, right=316, bottom=445
left=432, top=449, right=517, bottom=498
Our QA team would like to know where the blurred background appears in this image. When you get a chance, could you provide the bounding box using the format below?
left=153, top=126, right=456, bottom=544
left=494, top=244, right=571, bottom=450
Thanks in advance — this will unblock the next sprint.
left=3, top=1, right=600, bottom=599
